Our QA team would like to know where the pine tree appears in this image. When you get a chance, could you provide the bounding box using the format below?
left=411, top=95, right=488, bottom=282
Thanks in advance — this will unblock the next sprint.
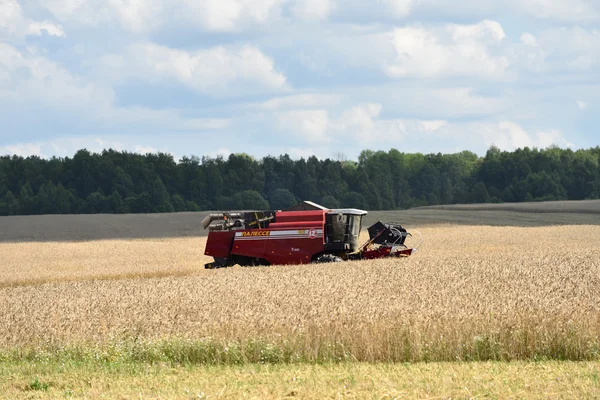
left=19, top=182, right=35, bottom=215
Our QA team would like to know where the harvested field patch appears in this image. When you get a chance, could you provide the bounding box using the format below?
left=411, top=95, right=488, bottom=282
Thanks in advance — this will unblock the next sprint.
left=418, top=199, right=600, bottom=214
left=1, top=199, right=599, bottom=243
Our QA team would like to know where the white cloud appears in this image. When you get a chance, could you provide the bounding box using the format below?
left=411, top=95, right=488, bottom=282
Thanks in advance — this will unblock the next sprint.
left=409, top=88, right=510, bottom=118
left=0, top=0, right=23, bottom=36
left=37, top=0, right=286, bottom=33
left=484, top=121, right=535, bottom=150
left=338, top=104, right=416, bottom=147
left=303, top=28, right=395, bottom=73
left=30, top=0, right=600, bottom=37
left=514, top=27, right=600, bottom=74
left=178, top=0, right=283, bottom=32
left=271, top=103, right=572, bottom=153
left=0, top=116, right=578, bottom=162
left=107, top=0, right=163, bottom=33
left=134, top=145, right=158, bottom=154
left=0, top=43, right=237, bottom=144
left=182, top=118, right=231, bottom=130
left=0, top=142, right=45, bottom=158
left=118, top=43, right=287, bottom=96
left=548, top=27, right=600, bottom=71
left=0, top=43, right=113, bottom=108
left=376, top=119, right=574, bottom=152
left=208, top=148, right=232, bottom=158
left=0, top=0, right=65, bottom=38
left=514, top=32, right=547, bottom=72
left=460, top=121, right=573, bottom=151
left=419, top=120, right=448, bottom=133
left=382, top=0, right=417, bottom=18
left=290, top=0, right=335, bottom=21
left=94, top=138, right=125, bottom=152
left=385, top=20, right=510, bottom=80
left=334, top=1, right=501, bottom=22
left=102, top=107, right=232, bottom=133
left=37, top=0, right=159, bottom=32
left=286, top=146, right=320, bottom=159
left=260, top=93, right=343, bottom=111
left=520, top=33, right=538, bottom=46
left=339, top=85, right=510, bottom=120
left=275, top=103, right=409, bottom=146
left=363, top=119, right=576, bottom=156
left=1, top=136, right=199, bottom=159
left=275, top=109, right=330, bottom=143
left=535, top=130, right=575, bottom=149
left=48, top=137, right=126, bottom=156
left=25, top=21, right=65, bottom=37
left=424, top=0, right=502, bottom=18
left=335, top=103, right=386, bottom=144
left=0, top=137, right=125, bottom=158
left=577, top=101, right=588, bottom=110
left=307, top=104, right=572, bottom=153
left=452, top=19, right=506, bottom=42
left=516, top=0, right=599, bottom=22
left=382, top=0, right=599, bottom=22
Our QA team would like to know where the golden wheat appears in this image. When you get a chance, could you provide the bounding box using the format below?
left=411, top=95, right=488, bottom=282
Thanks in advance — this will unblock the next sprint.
left=0, top=238, right=212, bottom=287
left=1, top=225, right=599, bottom=361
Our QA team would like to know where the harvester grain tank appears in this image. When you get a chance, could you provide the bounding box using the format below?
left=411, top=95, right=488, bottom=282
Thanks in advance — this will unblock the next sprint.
left=202, top=201, right=421, bottom=268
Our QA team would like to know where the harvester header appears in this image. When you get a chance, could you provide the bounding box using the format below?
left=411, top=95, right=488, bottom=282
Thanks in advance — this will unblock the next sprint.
left=202, top=201, right=421, bottom=269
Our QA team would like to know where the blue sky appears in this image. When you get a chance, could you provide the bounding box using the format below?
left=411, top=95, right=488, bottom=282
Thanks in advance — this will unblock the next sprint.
left=1, top=0, right=598, bottom=161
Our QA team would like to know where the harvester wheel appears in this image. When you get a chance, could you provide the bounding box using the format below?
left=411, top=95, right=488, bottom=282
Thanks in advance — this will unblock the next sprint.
left=233, top=256, right=270, bottom=267
left=314, top=254, right=344, bottom=263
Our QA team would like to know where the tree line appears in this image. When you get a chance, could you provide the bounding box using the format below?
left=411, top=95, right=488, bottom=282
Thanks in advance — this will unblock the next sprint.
left=0, top=146, right=599, bottom=216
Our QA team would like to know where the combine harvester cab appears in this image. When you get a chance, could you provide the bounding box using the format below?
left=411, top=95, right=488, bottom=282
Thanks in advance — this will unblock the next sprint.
left=202, top=201, right=421, bottom=269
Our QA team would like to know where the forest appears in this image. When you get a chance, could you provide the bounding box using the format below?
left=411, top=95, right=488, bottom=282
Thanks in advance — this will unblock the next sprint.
left=0, top=146, right=599, bottom=216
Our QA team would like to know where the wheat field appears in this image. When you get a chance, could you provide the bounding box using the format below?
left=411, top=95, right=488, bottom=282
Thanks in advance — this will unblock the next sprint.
left=1, top=224, right=599, bottom=362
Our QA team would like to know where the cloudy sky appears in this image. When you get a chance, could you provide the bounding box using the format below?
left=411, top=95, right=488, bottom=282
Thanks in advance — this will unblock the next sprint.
left=1, top=0, right=598, bottom=160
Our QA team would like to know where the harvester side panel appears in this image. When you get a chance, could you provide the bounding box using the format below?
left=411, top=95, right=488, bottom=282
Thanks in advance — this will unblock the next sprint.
left=268, top=222, right=323, bottom=229
left=231, top=228, right=326, bottom=265
left=274, top=210, right=325, bottom=223
left=204, top=231, right=235, bottom=258
left=231, top=231, right=269, bottom=261
left=264, top=229, right=325, bottom=265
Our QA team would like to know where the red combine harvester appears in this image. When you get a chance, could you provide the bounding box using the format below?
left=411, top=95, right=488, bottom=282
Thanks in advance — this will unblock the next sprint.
left=202, top=201, right=421, bottom=269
